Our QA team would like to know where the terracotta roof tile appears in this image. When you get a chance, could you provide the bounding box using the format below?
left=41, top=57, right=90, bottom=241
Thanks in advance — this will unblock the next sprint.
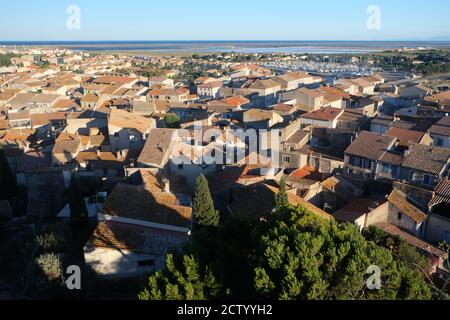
left=138, top=129, right=176, bottom=167
left=385, top=127, right=426, bottom=147
left=109, top=109, right=152, bottom=134
left=345, top=131, right=396, bottom=161
left=388, top=189, right=427, bottom=224
left=88, top=221, right=189, bottom=254
left=101, top=184, right=192, bottom=228
left=301, top=107, right=344, bottom=122
left=374, top=223, right=447, bottom=259
left=402, top=144, right=450, bottom=175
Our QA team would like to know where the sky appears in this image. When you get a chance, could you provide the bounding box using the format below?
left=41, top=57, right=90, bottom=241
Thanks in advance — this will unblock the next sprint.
left=0, top=0, right=450, bottom=41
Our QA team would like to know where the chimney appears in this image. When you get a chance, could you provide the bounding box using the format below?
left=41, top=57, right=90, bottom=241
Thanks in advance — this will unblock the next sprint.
left=116, top=150, right=122, bottom=160
left=89, top=127, right=99, bottom=136
left=162, top=177, right=170, bottom=193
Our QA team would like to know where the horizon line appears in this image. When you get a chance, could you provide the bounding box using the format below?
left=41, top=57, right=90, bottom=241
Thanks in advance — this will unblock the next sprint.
left=1, top=39, right=450, bottom=43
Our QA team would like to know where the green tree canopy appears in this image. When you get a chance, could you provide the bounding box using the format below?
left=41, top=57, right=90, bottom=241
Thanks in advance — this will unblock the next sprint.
left=0, top=53, right=19, bottom=67
left=138, top=254, right=221, bottom=300
left=139, top=203, right=434, bottom=300
left=254, top=207, right=431, bottom=300
left=164, top=113, right=181, bottom=129
left=275, top=178, right=289, bottom=211
left=192, top=175, right=220, bottom=228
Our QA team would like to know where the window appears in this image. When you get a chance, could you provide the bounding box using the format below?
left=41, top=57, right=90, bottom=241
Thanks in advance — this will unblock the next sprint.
left=436, top=138, right=444, bottom=147
left=397, top=212, right=402, bottom=221
left=382, top=164, right=389, bottom=173
left=423, top=174, right=432, bottom=186
left=391, top=165, right=399, bottom=178
left=114, top=132, right=119, bottom=137
left=362, top=159, right=372, bottom=170
left=178, top=164, right=184, bottom=170
left=282, top=155, right=291, bottom=163
left=351, top=156, right=362, bottom=167
left=409, top=171, right=418, bottom=182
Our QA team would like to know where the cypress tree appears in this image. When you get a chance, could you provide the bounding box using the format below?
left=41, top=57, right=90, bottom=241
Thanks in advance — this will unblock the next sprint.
left=275, top=177, right=289, bottom=211
left=193, top=175, right=219, bottom=227
left=68, top=177, right=90, bottom=257
left=68, top=178, right=87, bottom=221
left=0, top=146, right=18, bottom=200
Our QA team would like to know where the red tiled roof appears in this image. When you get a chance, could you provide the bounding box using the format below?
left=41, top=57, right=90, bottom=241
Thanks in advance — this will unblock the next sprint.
left=88, top=220, right=189, bottom=254
left=345, top=131, right=396, bottom=161
left=290, top=166, right=324, bottom=181
left=374, top=223, right=447, bottom=259
left=273, top=103, right=294, bottom=112
left=222, top=96, right=249, bottom=107
left=385, top=127, right=426, bottom=147
left=388, top=189, right=427, bottom=224
left=301, top=106, right=344, bottom=122
left=334, top=198, right=385, bottom=222
left=53, top=99, right=79, bottom=109
left=198, top=81, right=222, bottom=89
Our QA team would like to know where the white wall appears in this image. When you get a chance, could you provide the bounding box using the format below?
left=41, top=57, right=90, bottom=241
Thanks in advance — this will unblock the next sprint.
left=425, top=214, right=450, bottom=244
left=84, top=247, right=162, bottom=280
left=388, top=203, right=423, bottom=237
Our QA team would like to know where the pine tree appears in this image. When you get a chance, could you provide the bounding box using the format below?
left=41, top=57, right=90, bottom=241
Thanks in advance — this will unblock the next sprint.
left=253, top=207, right=433, bottom=300
left=138, top=254, right=221, bottom=300
left=193, top=175, right=220, bottom=227
left=139, top=204, right=434, bottom=300
left=275, top=178, right=289, bottom=211
left=0, top=146, right=18, bottom=200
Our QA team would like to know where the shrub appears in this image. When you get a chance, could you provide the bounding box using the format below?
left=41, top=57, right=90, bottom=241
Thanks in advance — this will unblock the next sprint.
left=35, top=253, right=63, bottom=282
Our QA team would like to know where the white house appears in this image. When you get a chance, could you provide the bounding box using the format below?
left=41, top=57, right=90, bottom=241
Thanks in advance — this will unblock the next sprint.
left=197, top=81, right=223, bottom=99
